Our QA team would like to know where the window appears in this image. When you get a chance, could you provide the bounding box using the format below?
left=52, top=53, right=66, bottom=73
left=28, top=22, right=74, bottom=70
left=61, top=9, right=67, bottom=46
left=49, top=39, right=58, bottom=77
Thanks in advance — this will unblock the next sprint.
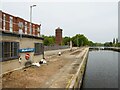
left=3, top=14, right=6, bottom=30
left=1, top=42, right=19, bottom=61
left=10, top=16, right=13, bottom=32
left=34, top=43, right=44, bottom=55
left=33, top=25, right=35, bottom=35
left=37, top=27, right=40, bottom=32
left=25, top=22, right=27, bottom=34
left=37, top=27, right=40, bottom=37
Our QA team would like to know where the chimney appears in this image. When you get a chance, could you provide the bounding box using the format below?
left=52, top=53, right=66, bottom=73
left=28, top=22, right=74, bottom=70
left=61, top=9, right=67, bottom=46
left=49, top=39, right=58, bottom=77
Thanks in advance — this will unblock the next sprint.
left=55, top=27, right=63, bottom=45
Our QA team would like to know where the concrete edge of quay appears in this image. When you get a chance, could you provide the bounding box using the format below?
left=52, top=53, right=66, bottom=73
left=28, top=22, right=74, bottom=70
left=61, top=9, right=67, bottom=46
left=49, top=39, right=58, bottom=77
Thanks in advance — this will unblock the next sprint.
left=66, top=47, right=89, bottom=89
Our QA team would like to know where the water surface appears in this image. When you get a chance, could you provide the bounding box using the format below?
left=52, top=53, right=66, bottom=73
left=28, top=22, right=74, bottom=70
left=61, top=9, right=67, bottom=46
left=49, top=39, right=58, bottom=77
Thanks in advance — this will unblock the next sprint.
left=82, top=50, right=118, bottom=88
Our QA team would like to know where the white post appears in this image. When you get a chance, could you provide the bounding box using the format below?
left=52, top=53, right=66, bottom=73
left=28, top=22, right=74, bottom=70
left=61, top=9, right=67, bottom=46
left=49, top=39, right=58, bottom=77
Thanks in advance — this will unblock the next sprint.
left=30, top=6, right=32, bottom=35
left=70, top=41, right=72, bottom=51
left=30, top=5, right=36, bottom=35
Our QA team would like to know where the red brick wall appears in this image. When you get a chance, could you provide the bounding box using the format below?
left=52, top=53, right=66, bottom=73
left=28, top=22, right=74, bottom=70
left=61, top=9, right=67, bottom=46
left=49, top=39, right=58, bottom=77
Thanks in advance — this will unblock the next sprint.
left=27, top=22, right=30, bottom=34
left=16, top=17, right=25, bottom=34
left=5, top=14, right=10, bottom=31
left=2, top=12, right=14, bottom=32
left=35, top=24, right=40, bottom=36
left=1, top=11, right=41, bottom=36
left=31, top=23, right=33, bottom=35
left=13, top=17, right=18, bottom=33
left=31, top=24, right=40, bottom=36
left=35, top=24, right=37, bottom=36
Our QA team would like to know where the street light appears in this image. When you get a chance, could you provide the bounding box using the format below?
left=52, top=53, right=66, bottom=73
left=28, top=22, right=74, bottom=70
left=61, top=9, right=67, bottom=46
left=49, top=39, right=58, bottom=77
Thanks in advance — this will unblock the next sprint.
left=30, top=5, right=36, bottom=35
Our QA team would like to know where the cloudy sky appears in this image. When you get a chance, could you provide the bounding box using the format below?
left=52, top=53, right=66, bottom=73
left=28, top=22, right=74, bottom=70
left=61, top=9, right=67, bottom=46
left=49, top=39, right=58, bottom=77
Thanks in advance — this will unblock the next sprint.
left=1, top=0, right=119, bottom=43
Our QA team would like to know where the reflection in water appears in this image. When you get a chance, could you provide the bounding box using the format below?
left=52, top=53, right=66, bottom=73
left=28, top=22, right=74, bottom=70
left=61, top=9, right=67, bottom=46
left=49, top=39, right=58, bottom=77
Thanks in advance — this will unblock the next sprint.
left=82, top=50, right=118, bottom=88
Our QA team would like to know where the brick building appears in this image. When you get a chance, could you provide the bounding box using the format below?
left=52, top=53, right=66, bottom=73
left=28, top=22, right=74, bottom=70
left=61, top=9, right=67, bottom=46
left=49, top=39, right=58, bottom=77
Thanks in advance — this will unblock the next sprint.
left=55, top=27, right=63, bottom=45
left=0, top=11, right=40, bottom=36
left=0, top=11, right=44, bottom=74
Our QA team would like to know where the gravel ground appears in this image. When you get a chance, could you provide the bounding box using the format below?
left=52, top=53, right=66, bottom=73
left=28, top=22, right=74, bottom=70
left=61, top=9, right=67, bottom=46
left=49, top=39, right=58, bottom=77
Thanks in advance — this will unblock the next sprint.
left=1, top=48, right=84, bottom=88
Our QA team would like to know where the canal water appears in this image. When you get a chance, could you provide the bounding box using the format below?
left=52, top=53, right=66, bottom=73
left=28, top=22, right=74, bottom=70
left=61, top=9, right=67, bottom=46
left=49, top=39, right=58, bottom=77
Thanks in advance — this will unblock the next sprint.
left=82, top=50, right=118, bottom=89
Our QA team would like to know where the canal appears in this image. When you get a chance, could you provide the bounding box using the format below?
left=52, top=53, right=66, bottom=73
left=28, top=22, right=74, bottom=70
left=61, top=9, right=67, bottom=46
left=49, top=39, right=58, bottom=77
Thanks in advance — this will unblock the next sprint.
left=82, top=50, right=118, bottom=89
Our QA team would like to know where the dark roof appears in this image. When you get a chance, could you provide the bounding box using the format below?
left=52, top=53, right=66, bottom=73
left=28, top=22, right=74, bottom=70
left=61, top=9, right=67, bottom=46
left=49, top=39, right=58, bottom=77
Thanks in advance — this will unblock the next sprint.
left=0, top=30, right=44, bottom=40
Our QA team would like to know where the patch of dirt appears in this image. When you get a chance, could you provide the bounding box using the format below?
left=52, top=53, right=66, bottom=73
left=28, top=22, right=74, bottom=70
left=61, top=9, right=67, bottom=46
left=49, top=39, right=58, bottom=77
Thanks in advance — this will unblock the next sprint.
left=70, top=48, right=83, bottom=55
left=2, top=51, right=72, bottom=88
left=69, top=64, right=79, bottom=74
left=1, top=48, right=85, bottom=88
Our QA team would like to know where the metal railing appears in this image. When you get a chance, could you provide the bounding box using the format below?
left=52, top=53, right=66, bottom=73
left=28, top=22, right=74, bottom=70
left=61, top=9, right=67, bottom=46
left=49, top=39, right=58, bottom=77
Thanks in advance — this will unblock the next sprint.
left=44, top=45, right=70, bottom=51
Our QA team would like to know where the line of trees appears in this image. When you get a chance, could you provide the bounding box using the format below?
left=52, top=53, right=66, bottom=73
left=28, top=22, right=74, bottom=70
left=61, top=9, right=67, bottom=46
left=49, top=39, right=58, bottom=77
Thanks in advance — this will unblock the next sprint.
left=69, top=34, right=94, bottom=46
left=42, top=35, right=120, bottom=47
left=104, top=38, right=120, bottom=47
left=42, top=34, right=95, bottom=47
left=42, top=35, right=55, bottom=46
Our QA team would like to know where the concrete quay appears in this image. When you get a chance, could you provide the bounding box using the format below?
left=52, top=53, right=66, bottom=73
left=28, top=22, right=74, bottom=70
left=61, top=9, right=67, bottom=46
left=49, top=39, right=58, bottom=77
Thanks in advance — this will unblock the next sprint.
left=1, top=47, right=89, bottom=89
left=0, top=47, right=77, bottom=75
left=41, top=47, right=89, bottom=88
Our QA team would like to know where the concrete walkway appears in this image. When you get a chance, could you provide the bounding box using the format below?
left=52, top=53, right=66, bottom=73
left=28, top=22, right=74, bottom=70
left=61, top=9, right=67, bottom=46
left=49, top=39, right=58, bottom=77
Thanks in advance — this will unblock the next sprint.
left=41, top=47, right=88, bottom=88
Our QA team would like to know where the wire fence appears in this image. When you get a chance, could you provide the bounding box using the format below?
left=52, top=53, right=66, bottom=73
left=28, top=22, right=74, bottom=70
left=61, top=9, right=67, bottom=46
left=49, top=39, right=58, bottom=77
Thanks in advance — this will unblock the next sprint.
left=44, top=45, right=70, bottom=51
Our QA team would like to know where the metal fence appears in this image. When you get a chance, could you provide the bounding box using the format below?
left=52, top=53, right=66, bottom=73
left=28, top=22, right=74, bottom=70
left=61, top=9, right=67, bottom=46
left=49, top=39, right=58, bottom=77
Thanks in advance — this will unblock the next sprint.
left=44, top=45, right=70, bottom=51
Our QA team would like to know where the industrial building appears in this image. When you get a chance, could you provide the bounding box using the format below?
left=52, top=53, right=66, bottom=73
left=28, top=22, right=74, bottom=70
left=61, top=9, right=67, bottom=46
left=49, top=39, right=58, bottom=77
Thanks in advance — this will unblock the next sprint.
left=0, top=11, right=44, bottom=74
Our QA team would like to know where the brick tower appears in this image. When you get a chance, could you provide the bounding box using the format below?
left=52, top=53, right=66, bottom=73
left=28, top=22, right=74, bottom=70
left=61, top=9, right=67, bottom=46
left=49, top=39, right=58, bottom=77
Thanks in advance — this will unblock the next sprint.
left=55, top=27, right=63, bottom=45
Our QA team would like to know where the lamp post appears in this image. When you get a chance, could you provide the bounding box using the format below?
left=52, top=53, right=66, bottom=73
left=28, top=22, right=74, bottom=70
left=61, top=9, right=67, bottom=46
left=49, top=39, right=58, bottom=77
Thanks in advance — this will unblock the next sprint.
left=30, top=5, right=36, bottom=35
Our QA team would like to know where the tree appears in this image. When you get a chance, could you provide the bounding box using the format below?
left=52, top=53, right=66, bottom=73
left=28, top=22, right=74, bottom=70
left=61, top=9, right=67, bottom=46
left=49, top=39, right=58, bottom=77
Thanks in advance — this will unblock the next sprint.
left=62, top=37, right=70, bottom=45
left=42, top=35, right=55, bottom=46
left=117, top=43, right=120, bottom=47
left=71, top=34, right=89, bottom=47
left=113, top=38, right=115, bottom=44
left=104, top=42, right=113, bottom=47
left=116, top=38, right=118, bottom=44
left=88, top=41, right=94, bottom=46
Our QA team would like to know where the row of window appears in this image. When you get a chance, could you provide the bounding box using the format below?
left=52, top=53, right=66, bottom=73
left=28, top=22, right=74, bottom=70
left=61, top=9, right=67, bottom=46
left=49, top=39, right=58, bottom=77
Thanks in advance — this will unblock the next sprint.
left=3, top=14, right=13, bottom=32
left=0, top=42, right=44, bottom=61
left=2, top=14, right=40, bottom=35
